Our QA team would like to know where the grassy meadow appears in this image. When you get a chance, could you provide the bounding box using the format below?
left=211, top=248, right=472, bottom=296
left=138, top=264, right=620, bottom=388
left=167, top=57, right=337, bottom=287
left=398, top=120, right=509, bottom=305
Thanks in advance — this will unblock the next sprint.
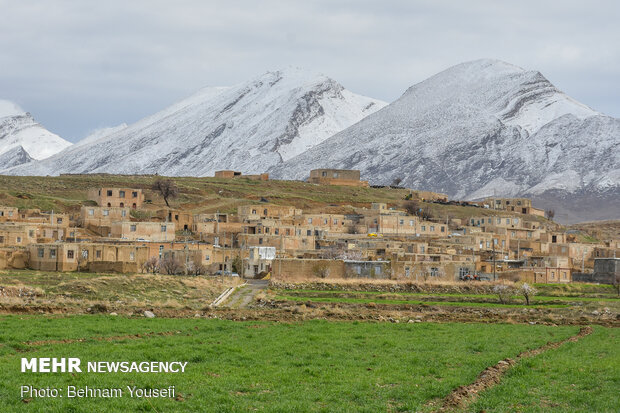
left=0, top=315, right=593, bottom=412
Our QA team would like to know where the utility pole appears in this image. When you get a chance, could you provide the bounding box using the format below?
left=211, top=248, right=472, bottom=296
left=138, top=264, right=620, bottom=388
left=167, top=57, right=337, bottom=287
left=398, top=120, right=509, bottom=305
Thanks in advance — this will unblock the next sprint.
left=492, top=241, right=496, bottom=281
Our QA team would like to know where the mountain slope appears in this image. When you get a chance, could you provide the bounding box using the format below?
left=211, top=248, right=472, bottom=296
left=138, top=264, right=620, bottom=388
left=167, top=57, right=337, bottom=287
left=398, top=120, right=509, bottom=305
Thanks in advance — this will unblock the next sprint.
left=6, top=68, right=385, bottom=176
left=270, top=59, right=619, bottom=222
left=0, top=100, right=72, bottom=162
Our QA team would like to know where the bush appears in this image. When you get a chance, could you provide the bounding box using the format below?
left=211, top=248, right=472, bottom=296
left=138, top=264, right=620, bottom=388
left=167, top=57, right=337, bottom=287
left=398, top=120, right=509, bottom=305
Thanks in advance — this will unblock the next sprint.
left=493, top=284, right=514, bottom=304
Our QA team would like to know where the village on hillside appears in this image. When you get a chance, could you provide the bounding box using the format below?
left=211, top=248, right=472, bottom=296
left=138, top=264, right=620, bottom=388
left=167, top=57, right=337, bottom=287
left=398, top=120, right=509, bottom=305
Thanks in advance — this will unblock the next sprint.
left=1, top=168, right=618, bottom=285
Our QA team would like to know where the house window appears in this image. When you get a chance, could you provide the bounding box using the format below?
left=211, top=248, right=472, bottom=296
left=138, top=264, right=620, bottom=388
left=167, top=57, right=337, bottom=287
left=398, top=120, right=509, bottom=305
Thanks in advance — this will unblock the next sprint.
left=67, top=250, right=74, bottom=259
left=517, top=201, right=522, bottom=206
left=421, top=225, right=426, bottom=231
left=512, top=231, right=516, bottom=237
left=107, top=190, right=113, bottom=196
left=409, top=220, right=414, bottom=226
left=263, top=209, right=268, bottom=216
left=57, top=218, right=63, bottom=224
left=333, top=172, right=339, bottom=178
left=274, top=228, right=279, bottom=235
left=120, top=202, right=124, bottom=208
left=129, top=252, right=135, bottom=261
left=96, top=250, right=102, bottom=258
left=121, top=210, right=127, bottom=217
left=205, top=255, right=210, bottom=261
left=430, top=226, right=435, bottom=232
left=306, top=230, right=312, bottom=236
left=441, top=226, right=445, bottom=232
left=175, top=214, right=179, bottom=221
left=399, top=219, right=404, bottom=225
left=82, top=250, right=88, bottom=259
left=50, top=249, right=56, bottom=258
left=322, top=171, right=327, bottom=177
left=16, top=237, right=21, bottom=243
left=562, top=271, right=567, bottom=279
left=420, top=246, right=425, bottom=253
left=513, top=218, right=518, bottom=225
left=258, top=238, right=263, bottom=245
left=506, top=219, right=510, bottom=224
left=29, top=230, right=35, bottom=237
left=430, top=267, right=439, bottom=277
left=161, top=225, right=167, bottom=232
left=130, top=225, right=137, bottom=232
left=334, top=219, right=338, bottom=224
left=251, top=209, right=256, bottom=214
left=88, top=209, right=94, bottom=216
left=119, top=191, right=125, bottom=198
left=37, top=248, right=44, bottom=257
left=308, top=218, right=313, bottom=224
left=324, top=219, right=328, bottom=225
left=102, top=210, right=109, bottom=216
left=405, top=267, right=410, bottom=277
left=486, top=241, right=490, bottom=248
left=132, top=191, right=138, bottom=198
left=497, top=218, right=501, bottom=224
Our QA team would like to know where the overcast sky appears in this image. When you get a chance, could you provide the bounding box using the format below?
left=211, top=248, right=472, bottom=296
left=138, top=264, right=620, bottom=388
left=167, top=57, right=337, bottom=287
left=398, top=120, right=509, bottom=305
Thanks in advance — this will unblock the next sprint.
left=1, top=0, right=619, bottom=142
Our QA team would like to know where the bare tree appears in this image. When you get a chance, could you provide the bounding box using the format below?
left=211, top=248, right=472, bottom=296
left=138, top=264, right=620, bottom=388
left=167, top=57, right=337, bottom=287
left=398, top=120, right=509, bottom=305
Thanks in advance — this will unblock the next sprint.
left=312, top=262, right=330, bottom=279
left=403, top=200, right=419, bottom=216
left=545, top=209, right=555, bottom=220
left=186, top=257, right=206, bottom=276
left=142, top=257, right=159, bottom=274
left=493, top=284, right=514, bottom=304
left=391, top=177, right=403, bottom=187
left=518, top=283, right=537, bottom=305
left=159, top=256, right=183, bottom=275
left=152, top=179, right=179, bottom=207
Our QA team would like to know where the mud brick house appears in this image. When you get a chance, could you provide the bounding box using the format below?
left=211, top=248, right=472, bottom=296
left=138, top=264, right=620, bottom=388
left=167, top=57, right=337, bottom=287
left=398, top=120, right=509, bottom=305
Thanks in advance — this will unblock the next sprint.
left=308, top=169, right=369, bottom=187
left=0, top=223, right=38, bottom=246
left=0, top=207, right=18, bottom=222
left=245, top=246, right=276, bottom=277
left=88, top=188, right=145, bottom=208
left=80, top=206, right=130, bottom=225
left=28, top=243, right=148, bottom=272
left=214, top=170, right=269, bottom=181
left=238, top=204, right=302, bottom=220
left=156, top=209, right=193, bottom=231
left=483, top=197, right=545, bottom=216
left=110, top=222, right=176, bottom=242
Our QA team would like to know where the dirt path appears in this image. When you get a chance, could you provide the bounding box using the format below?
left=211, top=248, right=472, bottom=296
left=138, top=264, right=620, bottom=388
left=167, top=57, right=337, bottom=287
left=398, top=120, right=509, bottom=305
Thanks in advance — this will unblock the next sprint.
left=435, top=326, right=593, bottom=412
left=224, top=279, right=269, bottom=309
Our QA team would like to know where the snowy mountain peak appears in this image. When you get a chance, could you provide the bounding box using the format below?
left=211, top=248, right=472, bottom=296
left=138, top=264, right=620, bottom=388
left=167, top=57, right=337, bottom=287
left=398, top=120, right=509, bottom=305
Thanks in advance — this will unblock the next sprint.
left=4, top=69, right=386, bottom=176
left=0, top=100, right=72, bottom=161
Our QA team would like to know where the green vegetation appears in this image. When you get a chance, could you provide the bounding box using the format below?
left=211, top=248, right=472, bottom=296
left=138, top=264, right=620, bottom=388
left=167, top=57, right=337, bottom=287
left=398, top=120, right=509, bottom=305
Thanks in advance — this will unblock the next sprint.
left=468, top=326, right=620, bottom=412
left=275, top=293, right=570, bottom=308
left=0, top=316, right=581, bottom=412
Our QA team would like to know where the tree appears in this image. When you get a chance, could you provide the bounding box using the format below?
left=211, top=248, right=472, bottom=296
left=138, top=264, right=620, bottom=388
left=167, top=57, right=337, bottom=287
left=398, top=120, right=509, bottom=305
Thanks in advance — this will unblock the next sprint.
left=186, top=257, right=206, bottom=276
left=142, top=257, right=159, bottom=274
left=159, top=256, right=183, bottom=275
left=493, top=284, right=514, bottom=304
left=545, top=209, right=555, bottom=220
left=403, top=200, right=419, bottom=216
left=519, top=283, right=537, bottom=305
left=152, top=179, right=179, bottom=207
left=391, top=177, right=403, bottom=187
left=312, top=262, right=330, bottom=279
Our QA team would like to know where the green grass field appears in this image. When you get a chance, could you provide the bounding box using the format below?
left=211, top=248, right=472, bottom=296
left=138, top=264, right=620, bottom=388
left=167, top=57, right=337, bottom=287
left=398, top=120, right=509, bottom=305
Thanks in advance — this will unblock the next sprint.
left=0, top=316, right=604, bottom=412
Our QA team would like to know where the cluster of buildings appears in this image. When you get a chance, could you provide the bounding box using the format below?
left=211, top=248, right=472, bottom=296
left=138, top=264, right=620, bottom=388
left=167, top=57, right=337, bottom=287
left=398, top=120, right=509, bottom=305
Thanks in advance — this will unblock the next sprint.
left=1, top=169, right=618, bottom=283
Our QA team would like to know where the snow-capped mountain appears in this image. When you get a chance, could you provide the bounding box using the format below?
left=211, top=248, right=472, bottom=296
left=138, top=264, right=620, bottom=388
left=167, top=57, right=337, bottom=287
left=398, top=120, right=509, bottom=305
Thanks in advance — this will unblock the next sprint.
left=271, top=59, right=619, bottom=222
left=0, top=99, right=72, bottom=163
left=6, top=68, right=385, bottom=176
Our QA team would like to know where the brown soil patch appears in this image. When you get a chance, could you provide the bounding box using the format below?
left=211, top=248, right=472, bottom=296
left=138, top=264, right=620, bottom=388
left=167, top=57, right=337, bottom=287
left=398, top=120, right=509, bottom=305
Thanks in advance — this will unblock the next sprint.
left=437, top=326, right=593, bottom=412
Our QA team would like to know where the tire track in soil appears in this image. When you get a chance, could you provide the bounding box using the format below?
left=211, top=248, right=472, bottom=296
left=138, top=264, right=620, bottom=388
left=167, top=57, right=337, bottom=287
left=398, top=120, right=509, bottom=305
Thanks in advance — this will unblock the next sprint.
left=433, top=326, right=593, bottom=412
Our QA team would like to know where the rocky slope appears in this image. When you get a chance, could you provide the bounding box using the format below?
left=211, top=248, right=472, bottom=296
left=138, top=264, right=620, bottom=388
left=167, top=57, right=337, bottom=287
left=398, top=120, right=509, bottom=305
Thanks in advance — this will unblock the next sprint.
left=5, top=68, right=385, bottom=176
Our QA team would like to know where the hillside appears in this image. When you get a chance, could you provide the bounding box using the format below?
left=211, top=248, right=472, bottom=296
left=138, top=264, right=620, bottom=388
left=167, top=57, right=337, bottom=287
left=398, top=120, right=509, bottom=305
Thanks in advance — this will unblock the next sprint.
left=4, top=68, right=385, bottom=176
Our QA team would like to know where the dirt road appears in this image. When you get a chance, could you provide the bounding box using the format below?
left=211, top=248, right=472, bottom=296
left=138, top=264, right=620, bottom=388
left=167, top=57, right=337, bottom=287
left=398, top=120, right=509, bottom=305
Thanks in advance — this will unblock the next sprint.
left=223, top=279, right=269, bottom=309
